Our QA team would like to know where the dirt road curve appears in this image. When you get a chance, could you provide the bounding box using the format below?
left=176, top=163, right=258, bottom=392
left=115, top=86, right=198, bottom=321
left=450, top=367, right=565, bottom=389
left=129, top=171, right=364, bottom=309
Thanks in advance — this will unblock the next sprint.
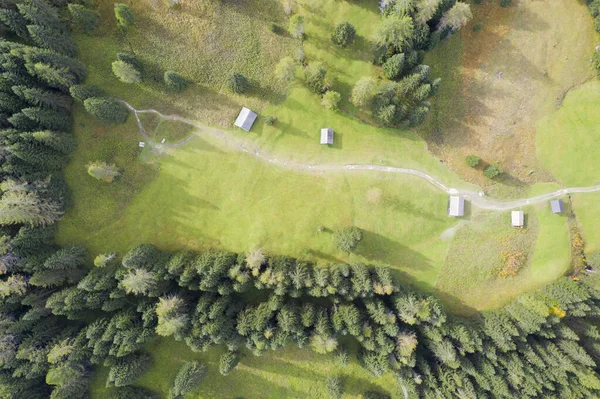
left=119, top=100, right=600, bottom=211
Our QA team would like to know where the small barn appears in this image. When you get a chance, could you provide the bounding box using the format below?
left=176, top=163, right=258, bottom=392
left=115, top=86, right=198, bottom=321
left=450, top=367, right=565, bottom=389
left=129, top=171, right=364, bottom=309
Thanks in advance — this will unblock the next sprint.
left=320, top=128, right=334, bottom=145
left=448, top=196, right=465, bottom=217
left=234, top=107, right=257, bottom=132
left=511, top=210, right=524, bottom=228
left=550, top=199, right=564, bottom=214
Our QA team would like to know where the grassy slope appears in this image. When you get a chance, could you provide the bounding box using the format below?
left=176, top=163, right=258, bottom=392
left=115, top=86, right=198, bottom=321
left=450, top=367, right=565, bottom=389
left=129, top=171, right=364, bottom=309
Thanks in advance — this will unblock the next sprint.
left=434, top=183, right=571, bottom=314
left=91, top=338, right=399, bottom=399
left=536, top=80, right=600, bottom=186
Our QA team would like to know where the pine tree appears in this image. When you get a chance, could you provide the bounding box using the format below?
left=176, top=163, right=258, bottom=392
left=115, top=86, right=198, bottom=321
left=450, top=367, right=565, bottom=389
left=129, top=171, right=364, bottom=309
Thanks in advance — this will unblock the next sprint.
left=69, top=84, right=103, bottom=102
left=218, top=351, right=239, bottom=375
left=168, top=361, right=206, bottom=398
left=83, top=97, right=128, bottom=124
left=12, top=85, right=72, bottom=110
left=164, top=71, right=188, bottom=92
left=111, top=61, right=141, bottom=84
left=67, top=4, right=99, bottom=35
left=106, top=352, right=151, bottom=387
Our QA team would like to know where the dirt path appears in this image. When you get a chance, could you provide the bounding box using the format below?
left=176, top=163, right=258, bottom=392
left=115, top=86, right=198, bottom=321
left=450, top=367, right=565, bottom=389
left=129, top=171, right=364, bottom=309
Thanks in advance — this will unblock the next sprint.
left=119, top=100, right=600, bottom=211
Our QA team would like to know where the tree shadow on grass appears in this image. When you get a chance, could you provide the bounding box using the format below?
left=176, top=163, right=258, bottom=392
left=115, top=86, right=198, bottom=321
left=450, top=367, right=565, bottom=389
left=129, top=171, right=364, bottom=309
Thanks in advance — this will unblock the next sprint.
left=355, top=230, right=435, bottom=273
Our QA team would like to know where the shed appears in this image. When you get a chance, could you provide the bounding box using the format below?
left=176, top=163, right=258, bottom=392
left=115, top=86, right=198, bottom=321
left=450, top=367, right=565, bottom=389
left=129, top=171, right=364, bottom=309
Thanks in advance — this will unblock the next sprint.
left=511, top=210, right=524, bottom=228
left=550, top=199, right=564, bottom=214
left=234, top=107, right=258, bottom=132
left=320, top=128, right=334, bottom=145
left=448, top=196, right=465, bottom=217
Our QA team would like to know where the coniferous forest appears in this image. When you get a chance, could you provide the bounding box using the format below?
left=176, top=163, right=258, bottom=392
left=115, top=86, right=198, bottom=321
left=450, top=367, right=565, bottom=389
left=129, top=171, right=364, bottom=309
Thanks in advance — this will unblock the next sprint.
left=1, top=0, right=600, bottom=398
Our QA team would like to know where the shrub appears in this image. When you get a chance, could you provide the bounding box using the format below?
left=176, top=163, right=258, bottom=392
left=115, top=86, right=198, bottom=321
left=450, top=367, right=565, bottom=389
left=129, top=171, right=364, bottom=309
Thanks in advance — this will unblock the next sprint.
left=269, top=23, right=279, bottom=33
left=331, top=22, right=356, bottom=48
left=382, top=53, right=405, bottom=80
left=112, top=61, right=141, bottom=84
left=473, top=23, right=483, bottom=32
left=164, top=71, right=188, bottom=92
left=499, top=251, right=526, bottom=278
left=94, top=253, right=117, bottom=267
left=305, top=62, right=329, bottom=94
left=219, top=351, right=240, bottom=376
left=596, top=15, right=600, bottom=33
left=334, top=226, right=363, bottom=253
left=275, top=57, right=297, bottom=83
left=500, top=0, right=511, bottom=7
left=483, top=164, right=502, bottom=179
left=321, top=90, right=341, bottom=110
left=465, top=155, right=481, bottom=168
left=114, top=3, right=134, bottom=29
left=334, top=347, right=349, bottom=366
left=327, top=375, right=343, bottom=399
left=289, top=14, right=304, bottom=38
left=227, top=72, right=249, bottom=94
left=265, top=116, right=276, bottom=126
left=593, top=52, right=600, bottom=78
left=69, top=84, right=103, bottom=102
left=168, top=361, right=207, bottom=398
left=68, top=4, right=99, bottom=34
left=87, top=161, right=120, bottom=183
left=83, top=97, right=129, bottom=124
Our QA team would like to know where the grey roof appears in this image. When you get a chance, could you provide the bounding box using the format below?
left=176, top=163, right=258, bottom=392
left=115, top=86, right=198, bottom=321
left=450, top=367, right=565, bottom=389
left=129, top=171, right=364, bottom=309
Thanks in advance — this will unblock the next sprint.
left=511, top=210, right=524, bottom=227
left=448, top=196, right=464, bottom=217
left=234, top=107, right=257, bottom=131
left=320, top=128, right=334, bottom=145
left=550, top=199, right=564, bottom=214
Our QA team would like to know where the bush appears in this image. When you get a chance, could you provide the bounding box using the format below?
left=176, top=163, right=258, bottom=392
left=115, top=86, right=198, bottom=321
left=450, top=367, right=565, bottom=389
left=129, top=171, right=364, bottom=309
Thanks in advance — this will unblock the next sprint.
left=83, top=97, right=129, bottom=124
left=289, top=14, right=304, bottom=38
left=382, top=53, right=405, bottom=80
left=114, top=3, right=134, bottom=29
left=68, top=4, right=99, bottom=34
left=483, top=164, right=502, bottom=179
left=227, top=72, right=249, bottom=94
left=334, top=347, right=349, bottom=366
left=331, top=22, right=356, bottom=48
left=500, top=0, right=511, bottom=7
left=465, top=155, right=481, bottom=168
left=473, top=23, right=483, bottom=32
left=275, top=57, right=297, bottom=83
left=265, top=116, right=276, bottom=126
left=112, top=61, right=141, bottom=84
left=219, top=351, right=240, bottom=376
left=87, top=161, right=120, bottom=183
left=305, top=62, right=330, bottom=94
left=164, top=71, right=188, bottom=92
left=327, top=375, right=343, bottom=399
left=269, top=23, right=279, bottom=33
left=334, top=226, right=363, bottom=253
left=69, top=84, right=103, bottom=102
left=321, top=90, right=341, bottom=110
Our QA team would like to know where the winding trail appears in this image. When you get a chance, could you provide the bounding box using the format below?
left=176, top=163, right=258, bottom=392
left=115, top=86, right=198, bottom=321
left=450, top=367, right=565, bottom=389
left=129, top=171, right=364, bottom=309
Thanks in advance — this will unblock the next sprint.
left=119, top=100, right=600, bottom=211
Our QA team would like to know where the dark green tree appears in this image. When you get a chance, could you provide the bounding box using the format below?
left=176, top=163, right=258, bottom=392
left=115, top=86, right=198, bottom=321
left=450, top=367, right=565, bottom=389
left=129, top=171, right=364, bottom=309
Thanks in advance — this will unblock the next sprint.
left=68, top=4, right=100, bottom=35
left=226, top=72, right=249, bottom=94
left=164, top=71, right=188, bottom=92
left=168, top=361, right=206, bottom=398
left=83, top=97, right=128, bottom=124
left=331, top=22, right=356, bottom=48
